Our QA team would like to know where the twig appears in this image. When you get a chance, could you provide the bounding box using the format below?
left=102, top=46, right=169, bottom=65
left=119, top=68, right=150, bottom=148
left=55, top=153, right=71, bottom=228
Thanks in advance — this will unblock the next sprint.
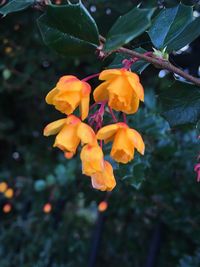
left=99, top=35, right=200, bottom=87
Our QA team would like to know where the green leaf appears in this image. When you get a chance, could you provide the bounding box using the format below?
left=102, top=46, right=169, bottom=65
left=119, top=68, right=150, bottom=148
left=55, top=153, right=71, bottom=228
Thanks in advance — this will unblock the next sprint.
left=37, top=2, right=99, bottom=56
left=104, top=7, right=154, bottom=51
left=122, top=163, right=145, bottom=190
left=197, top=121, right=200, bottom=135
left=148, top=3, right=200, bottom=51
left=0, top=0, right=34, bottom=16
left=159, top=81, right=200, bottom=127
left=108, top=48, right=150, bottom=74
left=166, top=17, right=200, bottom=51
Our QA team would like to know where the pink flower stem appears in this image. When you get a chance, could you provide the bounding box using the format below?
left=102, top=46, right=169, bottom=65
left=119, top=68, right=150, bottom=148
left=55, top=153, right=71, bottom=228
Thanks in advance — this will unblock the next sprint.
left=122, top=113, right=127, bottom=124
left=194, top=163, right=200, bottom=182
left=108, top=106, right=118, bottom=123
left=122, top=51, right=153, bottom=69
left=88, top=101, right=107, bottom=131
left=89, top=102, right=98, bottom=110
left=82, top=73, right=100, bottom=82
left=100, top=140, right=103, bottom=148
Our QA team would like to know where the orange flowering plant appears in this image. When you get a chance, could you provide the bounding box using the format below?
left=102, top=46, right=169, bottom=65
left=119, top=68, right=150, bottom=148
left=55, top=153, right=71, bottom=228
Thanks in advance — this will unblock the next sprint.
left=37, top=1, right=200, bottom=189
left=44, top=68, right=145, bottom=191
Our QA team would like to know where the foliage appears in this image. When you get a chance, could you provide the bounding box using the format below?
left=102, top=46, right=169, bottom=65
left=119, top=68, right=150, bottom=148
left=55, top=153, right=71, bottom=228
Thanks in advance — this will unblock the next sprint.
left=0, top=0, right=200, bottom=266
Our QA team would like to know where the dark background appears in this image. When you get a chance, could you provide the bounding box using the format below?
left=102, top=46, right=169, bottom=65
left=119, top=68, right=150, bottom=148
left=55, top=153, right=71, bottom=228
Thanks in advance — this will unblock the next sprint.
left=0, top=0, right=200, bottom=266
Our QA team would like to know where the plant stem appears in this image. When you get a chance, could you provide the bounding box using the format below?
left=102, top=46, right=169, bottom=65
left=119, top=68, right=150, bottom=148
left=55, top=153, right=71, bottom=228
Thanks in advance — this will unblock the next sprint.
left=122, top=113, right=127, bottom=124
left=82, top=73, right=100, bottom=82
left=99, top=35, right=200, bottom=87
left=108, top=106, right=118, bottom=123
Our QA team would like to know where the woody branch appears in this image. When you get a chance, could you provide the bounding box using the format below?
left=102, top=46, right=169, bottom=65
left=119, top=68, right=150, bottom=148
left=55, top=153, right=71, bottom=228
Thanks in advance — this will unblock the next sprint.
left=99, top=35, right=200, bottom=87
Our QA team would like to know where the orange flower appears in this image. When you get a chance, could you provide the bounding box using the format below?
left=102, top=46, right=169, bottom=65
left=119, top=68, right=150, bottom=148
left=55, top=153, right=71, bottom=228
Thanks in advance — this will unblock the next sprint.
left=43, top=115, right=96, bottom=156
left=96, top=122, right=145, bottom=164
left=80, top=143, right=104, bottom=176
left=93, top=69, right=144, bottom=114
left=46, top=75, right=91, bottom=120
left=91, top=161, right=116, bottom=191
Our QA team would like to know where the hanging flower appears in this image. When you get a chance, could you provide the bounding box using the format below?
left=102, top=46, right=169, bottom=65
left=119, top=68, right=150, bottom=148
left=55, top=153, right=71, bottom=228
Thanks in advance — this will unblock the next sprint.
left=93, top=69, right=144, bottom=114
left=96, top=122, right=145, bottom=164
left=43, top=115, right=96, bottom=157
left=43, top=68, right=146, bottom=191
left=91, top=161, right=116, bottom=191
left=80, top=143, right=104, bottom=176
left=45, top=75, right=91, bottom=120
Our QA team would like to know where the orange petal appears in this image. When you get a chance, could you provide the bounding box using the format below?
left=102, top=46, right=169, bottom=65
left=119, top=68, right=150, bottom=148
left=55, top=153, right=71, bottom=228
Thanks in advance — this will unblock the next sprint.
left=66, top=115, right=81, bottom=125
left=80, top=94, right=90, bottom=120
left=56, top=79, right=82, bottom=92
left=80, top=144, right=104, bottom=176
left=81, top=81, right=91, bottom=97
left=107, top=76, right=133, bottom=112
left=99, top=69, right=122, bottom=80
left=124, top=92, right=140, bottom=114
left=127, top=76, right=144, bottom=101
left=111, top=128, right=134, bottom=163
left=45, top=87, right=59, bottom=104
left=54, top=124, right=80, bottom=154
left=96, top=124, right=120, bottom=143
left=91, top=161, right=116, bottom=191
left=54, top=91, right=81, bottom=115
left=93, top=81, right=109, bottom=102
left=127, top=128, right=145, bottom=155
left=58, top=75, right=78, bottom=83
left=77, top=122, right=96, bottom=145
left=43, top=118, right=67, bottom=136
left=125, top=70, right=140, bottom=83
left=107, top=75, right=131, bottom=97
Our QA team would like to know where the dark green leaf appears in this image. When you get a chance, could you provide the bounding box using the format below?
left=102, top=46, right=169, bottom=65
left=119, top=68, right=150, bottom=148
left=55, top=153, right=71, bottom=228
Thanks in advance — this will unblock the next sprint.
left=108, top=48, right=150, bottom=74
left=37, top=2, right=99, bottom=56
left=167, top=17, right=200, bottom=51
left=148, top=3, right=200, bottom=51
left=160, top=81, right=200, bottom=127
left=104, top=7, right=154, bottom=51
left=0, top=0, right=34, bottom=16
left=197, top=120, right=200, bottom=135
left=122, top=163, right=145, bottom=190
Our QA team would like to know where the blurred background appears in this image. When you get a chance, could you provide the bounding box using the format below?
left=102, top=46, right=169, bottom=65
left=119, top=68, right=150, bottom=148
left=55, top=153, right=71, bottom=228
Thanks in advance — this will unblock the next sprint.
left=0, top=0, right=200, bottom=266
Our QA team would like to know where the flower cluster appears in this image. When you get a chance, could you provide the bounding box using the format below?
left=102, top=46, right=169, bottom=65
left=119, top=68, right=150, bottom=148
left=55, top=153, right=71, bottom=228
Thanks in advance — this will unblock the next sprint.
left=44, top=69, right=145, bottom=191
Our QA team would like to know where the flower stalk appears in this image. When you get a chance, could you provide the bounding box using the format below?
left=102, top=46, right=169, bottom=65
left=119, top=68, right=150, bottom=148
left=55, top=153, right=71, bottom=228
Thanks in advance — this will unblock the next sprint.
left=99, top=35, right=200, bottom=87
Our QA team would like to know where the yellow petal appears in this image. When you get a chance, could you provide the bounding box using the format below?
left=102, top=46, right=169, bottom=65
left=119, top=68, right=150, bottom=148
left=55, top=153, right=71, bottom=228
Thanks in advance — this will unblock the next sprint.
left=99, top=69, right=122, bottom=80
left=80, top=144, right=104, bottom=176
left=54, top=124, right=80, bottom=153
left=77, top=122, right=96, bottom=145
left=91, top=161, right=116, bottom=191
left=96, top=124, right=119, bottom=143
left=93, top=81, right=109, bottom=102
left=127, top=76, right=144, bottom=101
left=127, top=128, right=145, bottom=155
left=45, top=87, right=59, bottom=104
left=43, top=118, right=67, bottom=136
